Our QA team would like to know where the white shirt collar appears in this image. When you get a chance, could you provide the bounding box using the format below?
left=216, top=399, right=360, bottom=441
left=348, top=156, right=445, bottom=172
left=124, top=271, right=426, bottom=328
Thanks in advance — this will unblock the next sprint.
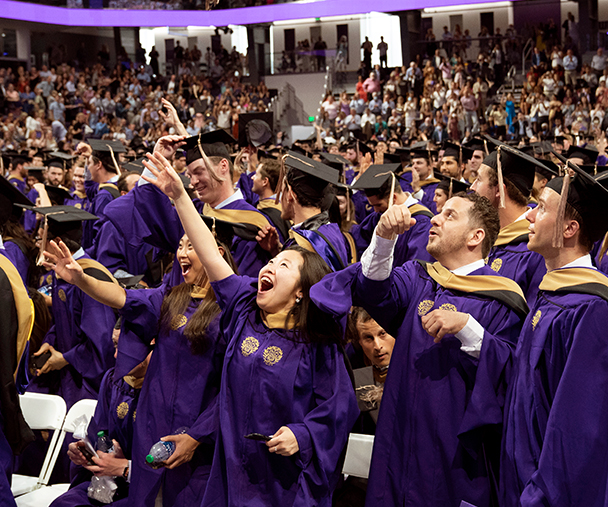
left=0, top=234, right=4, bottom=250
left=215, top=188, right=243, bottom=209
left=451, top=259, right=485, bottom=275
left=404, top=193, right=418, bottom=208
left=73, top=248, right=85, bottom=260
left=108, top=175, right=119, bottom=183
left=560, top=254, right=595, bottom=270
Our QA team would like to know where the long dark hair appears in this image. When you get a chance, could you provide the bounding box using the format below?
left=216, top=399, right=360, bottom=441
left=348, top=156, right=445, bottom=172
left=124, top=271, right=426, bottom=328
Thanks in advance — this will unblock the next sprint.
left=159, top=240, right=238, bottom=355
left=282, top=246, right=342, bottom=345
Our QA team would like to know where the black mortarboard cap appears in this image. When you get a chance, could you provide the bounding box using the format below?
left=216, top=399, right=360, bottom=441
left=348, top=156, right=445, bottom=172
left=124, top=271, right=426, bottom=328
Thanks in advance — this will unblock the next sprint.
left=353, top=141, right=373, bottom=157
left=436, top=173, right=471, bottom=197
left=442, top=141, right=474, bottom=163
left=22, top=205, right=97, bottom=239
left=577, top=164, right=608, bottom=177
left=26, top=167, right=46, bottom=184
left=87, top=139, right=127, bottom=154
left=320, top=152, right=348, bottom=167
left=245, top=119, right=273, bottom=148
left=464, top=136, right=492, bottom=155
left=122, top=157, right=145, bottom=175
left=547, top=165, right=608, bottom=243
left=351, top=164, right=401, bottom=191
left=238, top=112, right=273, bottom=148
left=394, top=147, right=411, bottom=164
left=45, top=185, right=72, bottom=206
left=284, top=151, right=339, bottom=185
left=183, top=130, right=236, bottom=165
left=536, top=159, right=560, bottom=180
left=0, top=176, right=34, bottom=225
left=116, top=275, right=145, bottom=289
left=382, top=152, right=402, bottom=164
left=565, top=145, right=599, bottom=165
left=410, top=143, right=439, bottom=161
left=481, top=140, right=546, bottom=198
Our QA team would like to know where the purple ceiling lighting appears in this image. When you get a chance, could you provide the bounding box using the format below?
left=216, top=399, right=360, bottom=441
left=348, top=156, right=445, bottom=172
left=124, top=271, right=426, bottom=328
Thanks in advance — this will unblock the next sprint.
left=0, top=0, right=513, bottom=27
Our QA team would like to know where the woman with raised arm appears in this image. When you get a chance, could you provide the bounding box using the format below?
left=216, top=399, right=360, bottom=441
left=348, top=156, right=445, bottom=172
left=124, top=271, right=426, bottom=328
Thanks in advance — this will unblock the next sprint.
left=141, top=151, right=359, bottom=506
left=42, top=226, right=238, bottom=506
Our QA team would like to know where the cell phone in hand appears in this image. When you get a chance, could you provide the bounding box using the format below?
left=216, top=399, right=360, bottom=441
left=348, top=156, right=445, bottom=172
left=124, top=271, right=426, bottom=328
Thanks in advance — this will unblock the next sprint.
left=31, top=351, right=52, bottom=370
left=244, top=433, right=272, bottom=442
left=161, top=105, right=168, bottom=115
left=77, top=440, right=98, bottom=466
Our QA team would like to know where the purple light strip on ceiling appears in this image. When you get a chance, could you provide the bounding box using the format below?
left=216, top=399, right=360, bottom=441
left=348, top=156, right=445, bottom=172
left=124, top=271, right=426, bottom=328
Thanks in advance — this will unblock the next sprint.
left=0, top=0, right=512, bottom=27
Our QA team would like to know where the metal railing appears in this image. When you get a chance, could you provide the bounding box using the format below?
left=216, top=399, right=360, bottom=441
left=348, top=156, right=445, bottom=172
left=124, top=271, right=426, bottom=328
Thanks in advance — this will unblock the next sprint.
left=268, top=82, right=308, bottom=133
left=521, top=38, right=534, bottom=75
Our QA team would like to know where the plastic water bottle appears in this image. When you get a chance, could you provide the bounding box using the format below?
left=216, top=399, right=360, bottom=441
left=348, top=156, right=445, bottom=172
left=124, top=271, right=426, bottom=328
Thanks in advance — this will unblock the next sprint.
left=145, top=427, right=189, bottom=466
left=97, top=431, right=114, bottom=453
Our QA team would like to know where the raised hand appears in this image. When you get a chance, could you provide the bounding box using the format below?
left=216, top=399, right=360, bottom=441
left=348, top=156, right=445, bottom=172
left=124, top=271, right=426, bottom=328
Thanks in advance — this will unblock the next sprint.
left=142, top=151, right=186, bottom=201
left=41, top=240, right=84, bottom=285
left=376, top=203, right=417, bottom=240
left=256, top=225, right=281, bottom=257
left=158, top=98, right=187, bottom=136
left=153, top=134, right=187, bottom=160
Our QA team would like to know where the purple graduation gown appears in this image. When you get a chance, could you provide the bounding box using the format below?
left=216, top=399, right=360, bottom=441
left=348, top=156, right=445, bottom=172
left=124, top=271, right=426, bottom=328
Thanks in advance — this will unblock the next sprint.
left=350, top=205, right=435, bottom=267
left=202, top=275, right=359, bottom=506
left=500, top=267, right=608, bottom=506
left=26, top=255, right=116, bottom=409
left=237, top=172, right=259, bottom=207
left=284, top=215, right=350, bottom=272
left=310, top=262, right=525, bottom=506
left=23, top=188, right=39, bottom=234
left=487, top=219, right=546, bottom=304
left=417, top=180, right=439, bottom=215
left=50, top=368, right=140, bottom=507
left=83, top=182, right=118, bottom=252
left=131, top=184, right=270, bottom=279
left=119, top=285, right=225, bottom=507
left=8, top=176, right=27, bottom=195
left=65, top=190, right=89, bottom=211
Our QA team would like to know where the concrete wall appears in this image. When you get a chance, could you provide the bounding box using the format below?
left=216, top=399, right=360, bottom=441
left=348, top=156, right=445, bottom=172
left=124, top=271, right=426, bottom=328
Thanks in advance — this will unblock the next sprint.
left=423, top=3, right=512, bottom=57
left=270, top=17, right=361, bottom=72
left=264, top=72, right=327, bottom=120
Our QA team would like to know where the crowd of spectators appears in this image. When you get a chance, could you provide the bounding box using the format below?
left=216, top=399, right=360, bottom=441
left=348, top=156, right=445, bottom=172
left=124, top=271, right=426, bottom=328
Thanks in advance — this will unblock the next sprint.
left=317, top=17, right=608, bottom=150
left=0, top=44, right=272, bottom=159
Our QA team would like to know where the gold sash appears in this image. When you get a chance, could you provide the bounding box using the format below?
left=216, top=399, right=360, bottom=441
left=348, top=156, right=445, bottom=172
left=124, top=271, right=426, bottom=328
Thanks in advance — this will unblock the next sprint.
left=419, top=177, right=441, bottom=187
left=202, top=203, right=271, bottom=230
left=76, top=258, right=119, bottom=286
left=257, top=198, right=283, bottom=212
left=288, top=230, right=315, bottom=252
left=123, top=375, right=145, bottom=389
left=420, top=261, right=528, bottom=317
left=493, top=219, right=530, bottom=247
left=539, top=267, right=608, bottom=302
left=262, top=309, right=297, bottom=330
left=0, top=256, right=34, bottom=378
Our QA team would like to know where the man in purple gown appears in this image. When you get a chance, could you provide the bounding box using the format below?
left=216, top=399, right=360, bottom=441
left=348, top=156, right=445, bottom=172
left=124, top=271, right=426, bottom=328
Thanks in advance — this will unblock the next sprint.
left=500, top=165, right=608, bottom=506
left=471, top=140, right=548, bottom=303
left=350, top=164, right=435, bottom=267
left=134, top=131, right=272, bottom=280
left=312, top=192, right=527, bottom=506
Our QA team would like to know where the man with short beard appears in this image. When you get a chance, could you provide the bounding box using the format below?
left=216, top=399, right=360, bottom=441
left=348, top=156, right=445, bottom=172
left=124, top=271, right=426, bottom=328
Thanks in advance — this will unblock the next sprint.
left=312, top=192, right=527, bottom=507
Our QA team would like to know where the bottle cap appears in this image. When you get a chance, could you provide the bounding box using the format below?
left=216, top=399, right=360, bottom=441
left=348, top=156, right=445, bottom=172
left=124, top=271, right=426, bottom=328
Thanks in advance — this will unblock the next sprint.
left=97, top=430, right=106, bottom=437
left=146, top=454, right=154, bottom=464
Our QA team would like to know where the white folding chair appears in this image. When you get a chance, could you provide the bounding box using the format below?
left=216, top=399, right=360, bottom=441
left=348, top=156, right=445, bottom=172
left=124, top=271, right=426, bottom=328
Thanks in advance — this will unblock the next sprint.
left=11, top=393, right=67, bottom=497
left=15, top=399, right=98, bottom=507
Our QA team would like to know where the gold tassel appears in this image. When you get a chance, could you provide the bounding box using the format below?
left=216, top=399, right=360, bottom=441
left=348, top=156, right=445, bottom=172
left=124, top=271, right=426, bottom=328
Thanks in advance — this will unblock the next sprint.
left=599, top=232, right=608, bottom=263
left=107, top=145, right=122, bottom=176
left=274, top=154, right=287, bottom=205
left=496, top=146, right=506, bottom=209
left=448, top=179, right=454, bottom=199
left=36, top=216, right=50, bottom=266
left=552, top=171, right=571, bottom=249
left=483, top=139, right=489, bottom=155
left=197, top=134, right=223, bottom=183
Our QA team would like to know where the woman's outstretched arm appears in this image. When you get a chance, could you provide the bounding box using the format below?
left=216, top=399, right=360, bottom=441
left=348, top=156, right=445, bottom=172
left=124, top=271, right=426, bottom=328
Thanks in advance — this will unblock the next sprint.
left=141, top=149, right=234, bottom=282
left=42, top=240, right=126, bottom=309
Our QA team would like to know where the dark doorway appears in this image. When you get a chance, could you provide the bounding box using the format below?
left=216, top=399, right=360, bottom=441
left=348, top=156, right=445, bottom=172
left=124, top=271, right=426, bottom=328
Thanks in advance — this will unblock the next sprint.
left=284, top=28, right=295, bottom=53
left=480, top=12, right=494, bottom=35
left=337, top=24, right=349, bottom=64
